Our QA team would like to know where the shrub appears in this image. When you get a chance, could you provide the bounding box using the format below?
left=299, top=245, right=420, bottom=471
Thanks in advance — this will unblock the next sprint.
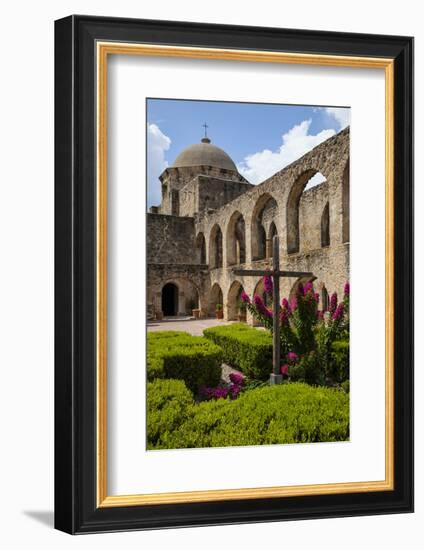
left=147, top=379, right=194, bottom=448
left=203, top=323, right=272, bottom=379
left=147, top=331, right=223, bottom=393
left=148, top=382, right=349, bottom=450
left=242, top=279, right=350, bottom=387
left=330, top=339, right=350, bottom=383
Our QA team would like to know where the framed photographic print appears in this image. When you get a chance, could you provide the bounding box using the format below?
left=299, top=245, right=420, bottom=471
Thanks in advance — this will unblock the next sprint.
left=54, top=15, right=414, bottom=534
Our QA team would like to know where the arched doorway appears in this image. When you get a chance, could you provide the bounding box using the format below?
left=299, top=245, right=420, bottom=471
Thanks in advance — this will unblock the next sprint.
left=209, top=283, right=223, bottom=316
left=161, top=283, right=178, bottom=316
left=227, top=281, right=245, bottom=320
left=289, top=276, right=317, bottom=301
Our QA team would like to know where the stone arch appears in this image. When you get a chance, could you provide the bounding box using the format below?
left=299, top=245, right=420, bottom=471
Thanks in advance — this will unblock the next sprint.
left=161, top=278, right=200, bottom=316
left=287, top=169, right=327, bottom=254
left=251, top=278, right=272, bottom=326
left=209, top=283, right=223, bottom=315
left=226, top=211, right=246, bottom=266
left=227, top=280, right=245, bottom=321
left=251, top=194, right=279, bottom=260
left=342, top=159, right=350, bottom=243
left=268, top=221, right=278, bottom=257
left=321, top=202, right=330, bottom=247
left=195, top=232, right=206, bottom=264
left=321, top=284, right=329, bottom=311
left=209, top=224, right=223, bottom=268
left=289, top=275, right=317, bottom=301
left=161, top=282, right=179, bottom=316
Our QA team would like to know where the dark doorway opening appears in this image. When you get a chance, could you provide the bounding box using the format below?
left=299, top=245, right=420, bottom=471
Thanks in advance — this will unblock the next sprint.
left=162, top=283, right=178, bottom=316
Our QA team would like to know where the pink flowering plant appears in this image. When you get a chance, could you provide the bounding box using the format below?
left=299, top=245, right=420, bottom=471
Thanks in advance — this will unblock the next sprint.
left=244, top=276, right=350, bottom=386
left=200, top=370, right=246, bottom=401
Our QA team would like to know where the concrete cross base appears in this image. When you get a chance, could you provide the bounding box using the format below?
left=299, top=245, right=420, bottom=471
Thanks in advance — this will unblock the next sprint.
left=269, top=373, right=283, bottom=385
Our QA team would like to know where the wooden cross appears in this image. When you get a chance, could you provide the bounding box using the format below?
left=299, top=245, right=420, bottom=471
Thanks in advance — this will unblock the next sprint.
left=233, top=235, right=314, bottom=385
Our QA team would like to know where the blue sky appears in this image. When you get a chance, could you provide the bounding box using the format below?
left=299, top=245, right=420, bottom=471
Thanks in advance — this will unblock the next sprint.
left=147, top=99, right=350, bottom=207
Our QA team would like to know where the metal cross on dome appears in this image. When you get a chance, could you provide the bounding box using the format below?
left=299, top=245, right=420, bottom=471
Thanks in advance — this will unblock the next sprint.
left=233, top=235, right=314, bottom=385
left=202, top=122, right=209, bottom=138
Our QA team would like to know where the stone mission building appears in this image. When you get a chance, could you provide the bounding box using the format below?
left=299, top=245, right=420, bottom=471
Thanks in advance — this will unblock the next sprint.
left=147, top=129, right=349, bottom=322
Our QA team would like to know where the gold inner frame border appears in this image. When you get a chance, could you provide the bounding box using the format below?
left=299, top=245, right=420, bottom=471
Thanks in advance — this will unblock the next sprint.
left=96, top=42, right=394, bottom=508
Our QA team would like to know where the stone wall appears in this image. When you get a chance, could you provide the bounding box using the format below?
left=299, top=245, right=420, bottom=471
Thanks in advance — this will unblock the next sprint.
left=157, top=164, right=249, bottom=216
left=146, top=213, right=196, bottom=264
left=147, top=264, right=211, bottom=316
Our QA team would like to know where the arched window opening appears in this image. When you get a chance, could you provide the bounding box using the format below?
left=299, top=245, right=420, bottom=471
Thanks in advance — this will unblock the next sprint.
left=287, top=170, right=326, bottom=254
left=342, top=160, right=350, bottom=243
left=251, top=195, right=278, bottom=261
left=209, top=225, right=223, bottom=268
left=321, top=285, right=329, bottom=311
left=195, top=232, right=206, bottom=264
left=226, top=212, right=246, bottom=266
left=268, top=222, right=278, bottom=257
left=321, top=202, right=330, bottom=247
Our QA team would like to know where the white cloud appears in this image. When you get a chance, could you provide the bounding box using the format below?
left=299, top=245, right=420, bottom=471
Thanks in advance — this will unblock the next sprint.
left=325, top=107, right=350, bottom=130
left=237, top=120, right=335, bottom=185
left=147, top=123, right=171, bottom=207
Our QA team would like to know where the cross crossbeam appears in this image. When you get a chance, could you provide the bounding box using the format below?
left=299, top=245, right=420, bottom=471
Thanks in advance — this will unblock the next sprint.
left=232, top=236, right=314, bottom=385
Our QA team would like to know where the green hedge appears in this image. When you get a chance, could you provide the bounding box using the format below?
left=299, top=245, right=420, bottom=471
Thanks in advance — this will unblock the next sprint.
left=330, top=339, right=350, bottom=383
left=147, top=380, right=349, bottom=449
left=147, top=379, right=194, bottom=447
left=147, top=331, right=223, bottom=393
left=203, top=323, right=272, bottom=379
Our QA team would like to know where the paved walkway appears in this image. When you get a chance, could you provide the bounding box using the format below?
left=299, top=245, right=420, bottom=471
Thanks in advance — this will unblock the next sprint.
left=147, top=317, right=235, bottom=336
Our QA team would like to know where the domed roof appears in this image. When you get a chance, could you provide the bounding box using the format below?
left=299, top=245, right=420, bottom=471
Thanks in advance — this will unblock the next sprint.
left=172, top=137, right=237, bottom=171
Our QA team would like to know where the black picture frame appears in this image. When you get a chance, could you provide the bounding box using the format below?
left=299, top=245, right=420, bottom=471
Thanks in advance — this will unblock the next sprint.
left=55, top=15, right=414, bottom=534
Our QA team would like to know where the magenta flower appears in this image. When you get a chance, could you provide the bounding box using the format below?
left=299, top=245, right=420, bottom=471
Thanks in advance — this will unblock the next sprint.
left=253, top=294, right=263, bottom=307
left=290, top=297, right=298, bottom=311
left=229, top=384, right=241, bottom=399
left=253, top=294, right=273, bottom=319
left=314, top=292, right=320, bottom=303
left=281, top=297, right=290, bottom=310
left=303, top=281, right=313, bottom=295
left=332, top=303, right=344, bottom=321
left=229, top=372, right=244, bottom=386
left=280, top=308, right=289, bottom=326
left=263, top=273, right=273, bottom=294
left=287, top=351, right=298, bottom=362
left=344, top=282, right=350, bottom=297
left=280, top=364, right=289, bottom=376
left=240, top=291, right=251, bottom=303
left=317, top=310, right=324, bottom=320
left=329, top=292, right=338, bottom=314
left=213, top=387, right=229, bottom=399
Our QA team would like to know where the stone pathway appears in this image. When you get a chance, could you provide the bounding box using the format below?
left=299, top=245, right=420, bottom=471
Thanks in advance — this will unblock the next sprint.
left=147, top=317, right=236, bottom=336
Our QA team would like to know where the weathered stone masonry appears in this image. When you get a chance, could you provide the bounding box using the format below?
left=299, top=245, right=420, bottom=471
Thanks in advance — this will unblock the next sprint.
left=147, top=129, right=350, bottom=322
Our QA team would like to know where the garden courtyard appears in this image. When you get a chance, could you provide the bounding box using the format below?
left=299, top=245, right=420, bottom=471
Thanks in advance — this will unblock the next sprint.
left=146, top=279, right=350, bottom=451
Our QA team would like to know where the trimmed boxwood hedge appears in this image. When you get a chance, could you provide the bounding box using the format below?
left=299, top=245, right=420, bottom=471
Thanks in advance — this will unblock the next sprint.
left=147, top=331, right=223, bottom=393
left=147, top=379, right=349, bottom=449
left=203, top=323, right=272, bottom=379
